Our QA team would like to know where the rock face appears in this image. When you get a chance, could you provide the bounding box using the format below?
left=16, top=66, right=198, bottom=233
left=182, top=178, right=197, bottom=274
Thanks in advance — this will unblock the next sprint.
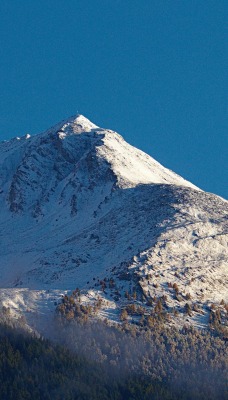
left=0, top=114, right=227, bottom=328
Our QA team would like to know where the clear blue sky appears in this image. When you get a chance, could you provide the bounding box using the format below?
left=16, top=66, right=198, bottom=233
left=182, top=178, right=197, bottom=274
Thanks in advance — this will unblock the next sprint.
left=0, top=0, right=227, bottom=198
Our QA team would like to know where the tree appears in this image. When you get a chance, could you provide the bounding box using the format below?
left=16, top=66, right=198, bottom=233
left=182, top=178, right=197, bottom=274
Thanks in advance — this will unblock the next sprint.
left=120, top=308, right=128, bottom=321
left=185, top=303, right=192, bottom=316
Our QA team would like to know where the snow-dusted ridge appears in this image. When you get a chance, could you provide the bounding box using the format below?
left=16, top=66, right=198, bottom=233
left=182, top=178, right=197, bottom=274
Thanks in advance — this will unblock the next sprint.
left=0, top=114, right=227, bottom=331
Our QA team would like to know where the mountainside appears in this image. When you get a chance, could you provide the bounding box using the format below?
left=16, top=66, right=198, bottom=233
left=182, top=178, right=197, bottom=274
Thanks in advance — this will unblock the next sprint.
left=0, top=115, right=227, bottom=331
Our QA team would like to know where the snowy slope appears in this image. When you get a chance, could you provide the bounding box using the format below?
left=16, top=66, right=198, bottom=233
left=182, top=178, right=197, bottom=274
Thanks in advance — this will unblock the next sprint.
left=0, top=115, right=227, bottom=329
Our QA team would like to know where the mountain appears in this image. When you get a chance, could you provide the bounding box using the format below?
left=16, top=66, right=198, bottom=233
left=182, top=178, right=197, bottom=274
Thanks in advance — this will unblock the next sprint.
left=0, top=114, right=227, bottom=330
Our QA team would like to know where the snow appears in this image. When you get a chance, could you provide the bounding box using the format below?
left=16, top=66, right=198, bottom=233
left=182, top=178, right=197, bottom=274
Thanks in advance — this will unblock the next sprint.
left=0, top=114, right=227, bottom=331
left=98, top=131, right=199, bottom=189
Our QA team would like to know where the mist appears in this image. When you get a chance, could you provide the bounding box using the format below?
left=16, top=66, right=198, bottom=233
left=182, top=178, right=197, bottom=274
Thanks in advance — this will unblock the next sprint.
left=32, top=313, right=228, bottom=400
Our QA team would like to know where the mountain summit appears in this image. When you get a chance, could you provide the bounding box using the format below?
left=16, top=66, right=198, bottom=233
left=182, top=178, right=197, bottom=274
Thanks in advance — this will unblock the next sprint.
left=0, top=115, right=227, bottom=329
left=1, top=114, right=198, bottom=215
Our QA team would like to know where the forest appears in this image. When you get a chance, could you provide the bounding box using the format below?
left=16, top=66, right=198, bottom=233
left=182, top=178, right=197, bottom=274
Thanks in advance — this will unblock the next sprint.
left=0, top=304, right=227, bottom=400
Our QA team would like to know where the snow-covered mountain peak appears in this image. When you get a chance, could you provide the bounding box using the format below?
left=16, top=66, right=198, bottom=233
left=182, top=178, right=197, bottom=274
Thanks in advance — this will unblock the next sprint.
left=62, top=114, right=99, bottom=134
left=0, top=114, right=201, bottom=217
left=45, top=114, right=99, bottom=138
left=0, top=113, right=227, bottom=331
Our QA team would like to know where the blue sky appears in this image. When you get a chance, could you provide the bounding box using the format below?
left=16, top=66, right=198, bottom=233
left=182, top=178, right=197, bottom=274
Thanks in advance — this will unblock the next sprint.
left=0, top=0, right=227, bottom=198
